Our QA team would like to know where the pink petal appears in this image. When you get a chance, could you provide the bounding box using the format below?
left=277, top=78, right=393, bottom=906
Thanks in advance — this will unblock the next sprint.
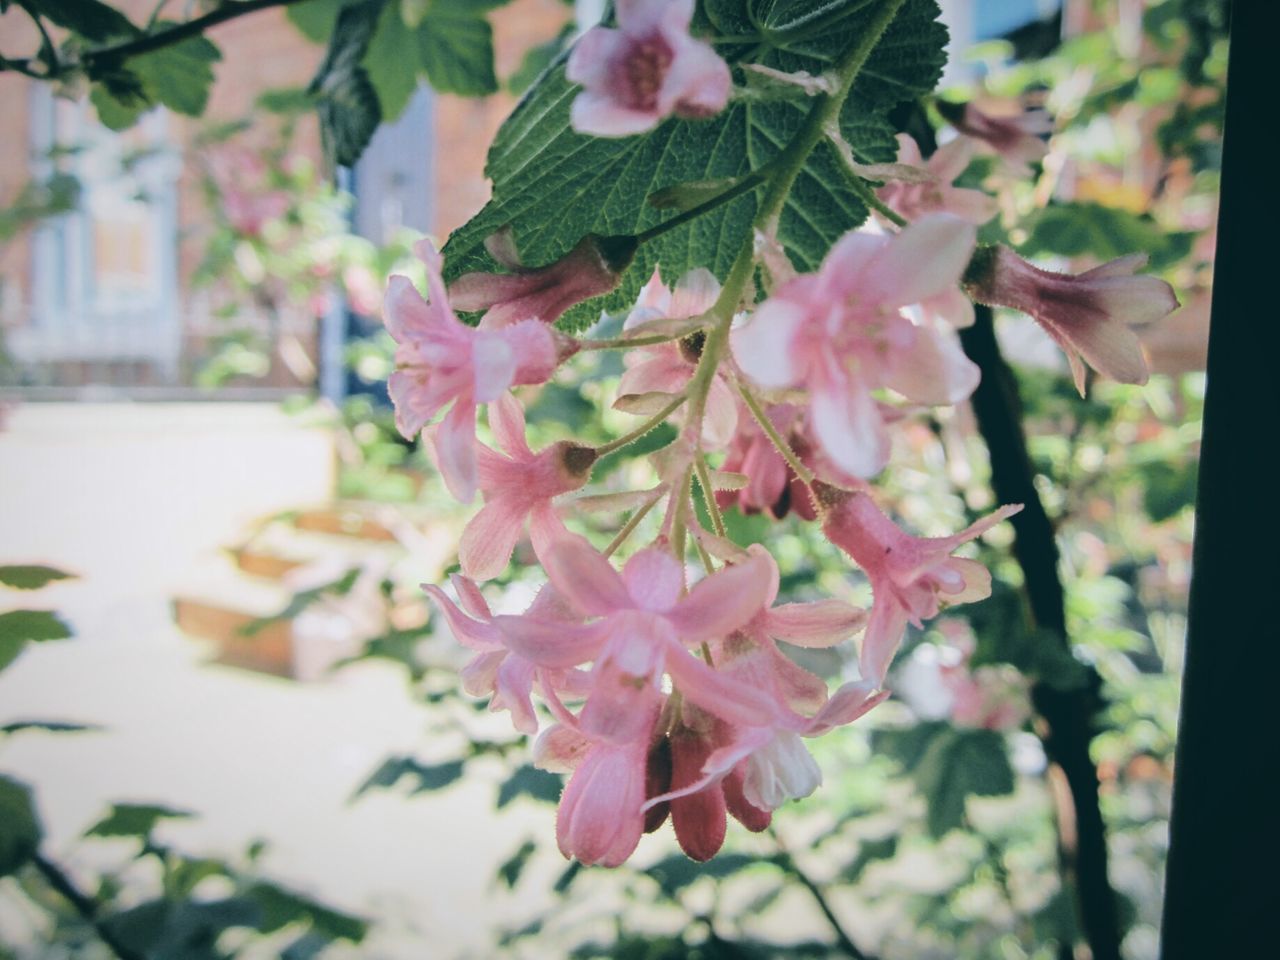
left=528, top=501, right=572, bottom=569
left=458, top=496, right=530, bottom=582
left=732, top=298, right=804, bottom=388
left=883, top=324, right=980, bottom=406
left=431, top=398, right=479, bottom=503
left=702, top=374, right=739, bottom=448
left=557, top=739, right=647, bottom=866
left=668, top=268, right=720, bottom=317
left=502, top=320, right=560, bottom=385
left=487, top=391, right=532, bottom=459
left=492, top=655, right=540, bottom=735
left=496, top=615, right=605, bottom=668
left=423, top=583, right=501, bottom=650
left=806, top=681, right=889, bottom=735
left=451, top=573, right=492, bottom=621
left=666, top=37, right=732, bottom=119
left=471, top=335, right=517, bottom=403
left=669, top=731, right=727, bottom=861
left=543, top=539, right=633, bottom=617
left=859, top=599, right=910, bottom=689
left=664, top=642, right=777, bottom=726
left=810, top=369, right=890, bottom=479
left=565, top=25, right=621, bottom=87
left=580, top=647, right=664, bottom=744
left=534, top=722, right=590, bottom=773
left=766, top=600, right=867, bottom=648
left=571, top=91, right=660, bottom=137
left=621, top=547, right=685, bottom=612
left=666, top=552, right=772, bottom=642
left=862, top=214, right=976, bottom=309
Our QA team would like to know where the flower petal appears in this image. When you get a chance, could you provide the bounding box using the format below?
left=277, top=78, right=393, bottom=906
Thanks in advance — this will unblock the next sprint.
left=766, top=600, right=867, bottom=648
left=543, top=539, right=633, bottom=617
left=458, top=496, right=530, bottom=582
left=862, top=214, right=976, bottom=309
left=667, top=552, right=772, bottom=642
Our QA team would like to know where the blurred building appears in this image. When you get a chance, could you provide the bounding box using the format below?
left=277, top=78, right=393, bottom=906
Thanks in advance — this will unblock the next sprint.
left=0, top=0, right=569, bottom=397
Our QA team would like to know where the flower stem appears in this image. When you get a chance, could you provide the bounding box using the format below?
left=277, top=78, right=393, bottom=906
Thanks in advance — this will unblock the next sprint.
left=594, top=394, right=687, bottom=457
left=603, top=493, right=661, bottom=558
left=693, top=453, right=728, bottom=538
left=736, top=380, right=816, bottom=486
left=634, top=172, right=769, bottom=246
left=578, top=332, right=689, bottom=351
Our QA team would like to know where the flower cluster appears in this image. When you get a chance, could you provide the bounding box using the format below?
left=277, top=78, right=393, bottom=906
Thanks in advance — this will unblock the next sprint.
left=378, top=15, right=1180, bottom=867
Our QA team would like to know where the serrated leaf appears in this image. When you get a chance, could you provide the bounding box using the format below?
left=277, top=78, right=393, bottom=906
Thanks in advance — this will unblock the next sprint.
left=0, top=565, right=74, bottom=590
left=0, top=775, right=42, bottom=877
left=85, top=802, right=193, bottom=840
left=1022, top=201, right=1194, bottom=271
left=128, top=31, right=221, bottom=117
left=287, top=0, right=356, bottom=42
left=441, top=1, right=946, bottom=333
left=496, top=764, right=562, bottom=808
left=310, top=0, right=384, bottom=168
left=417, top=0, right=498, bottom=96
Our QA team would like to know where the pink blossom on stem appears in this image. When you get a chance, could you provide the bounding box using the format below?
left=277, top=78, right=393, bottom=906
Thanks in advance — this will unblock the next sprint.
left=448, top=230, right=634, bottom=329
left=423, top=575, right=589, bottom=735
left=897, top=624, right=1031, bottom=731
left=732, top=215, right=981, bottom=479
left=819, top=485, right=1022, bottom=688
left=566, top=0, right=731, bottom=138
left=383, top=240, right=571, bottom=502
left=877, top=134, right=998, bottom=225
left=495, top=541, right=776, bottom=746
left=716, top=401, right=817, bottom=520
left=963, top=245, right=1180, bottom=395
left=618, top=267, right=736, bottom=447
left=460, top=393, right=596, bottom=581
left=938, top=101, right=1052, bottom=174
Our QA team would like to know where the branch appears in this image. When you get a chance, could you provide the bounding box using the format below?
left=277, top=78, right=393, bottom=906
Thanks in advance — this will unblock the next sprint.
left=2, top=0, right=318, bottom=78
left=958, top=306, right=1121, bottom=960
left=32, top=853, right=146, bottom=960
left=771, top=829, right=877, bottom=960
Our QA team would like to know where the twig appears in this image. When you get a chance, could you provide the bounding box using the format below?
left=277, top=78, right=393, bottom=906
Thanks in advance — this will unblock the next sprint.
left=770, top=828, right=877, bottom=960
left=32, top=853, right=146, bottom=960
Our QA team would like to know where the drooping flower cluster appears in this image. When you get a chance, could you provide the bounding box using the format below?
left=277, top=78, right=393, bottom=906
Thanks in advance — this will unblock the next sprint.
left=380, top=43, right=1177, bottom=863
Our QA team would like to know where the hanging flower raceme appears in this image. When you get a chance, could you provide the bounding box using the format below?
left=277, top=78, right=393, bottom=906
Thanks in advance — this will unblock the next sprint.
left=732, top=214, right=981, bottom=479
left=382, top=241, right=576, bottom=503
left=567, top=0, right=731, bottom=137
left=877, top=133, right=999, bottom=225
left=818, top=483, right=1022, bottom=688
left=716, top=401, right=817, bottom=520
left=962, top=245, right=1180, bottom=395
left=448, top=229, right=635, bottom=329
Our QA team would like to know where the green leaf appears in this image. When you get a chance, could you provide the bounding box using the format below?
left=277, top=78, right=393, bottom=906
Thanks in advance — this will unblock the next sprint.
left=497, top=839, right=537, bottom=889
left=90, top=79, right=147, bottom=130
left=0, top=565, right=74, bottom=590
left=914, top=729, right=1016, bottom=838
left=354, top=756, right=465, bottom=796
left=248, top=882, right=368, bottom=942
left=0, top=610, right=72, bottom=672
left=1022, top=201, right=1194, bottom=271
left=288, top=0, right=358, bottom=42
left=0, top=775, right=42, bottom=877
left=644, top=853, right=760, bottom=898
left=128, top=31, right=221, bottom=117
left=102, top=897, right=261, bottom=960
left=85, top=803, right=193, bottom=840
left=417, top=0, right=498, bottom=96
left=310, top=0, right=384, bottom=167
left=363, top=2, right=420, bottom=120
left=442, top=0, right=946, bottom=333
left=1, top=719, right=99, bottom=735
left=496, top=764, right=562, bottom=808
left=507, top=24, right=573, bottom=95
left=26, top=0, right=137, bottom=42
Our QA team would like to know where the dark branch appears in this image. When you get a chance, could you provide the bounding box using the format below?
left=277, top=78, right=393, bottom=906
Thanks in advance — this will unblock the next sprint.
left=32, top=853, right=146, bottom=960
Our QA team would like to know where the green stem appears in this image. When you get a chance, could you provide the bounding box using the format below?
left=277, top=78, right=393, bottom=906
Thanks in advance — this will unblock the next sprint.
left=694, top=453, right=728, bottom=538
left=578, top=331, right=691, bottom=351
left=594, top=394, right=687, bottom=457
left=832, top=152, right=908, bottom=227
left=603, top=493, right=661, bottom=558
left=635, top=172, right=769, bottom=246
left=737, top=380, right=816, bottom=486
left=32, top=853, right=145, bottom=960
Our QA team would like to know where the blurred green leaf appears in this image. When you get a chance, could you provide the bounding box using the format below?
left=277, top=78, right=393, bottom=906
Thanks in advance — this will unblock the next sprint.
left=85, top=803, right=194, bottom=840
left=248, top=881, right=367, bottom=941
left=497, top=839, right=537, bottom=889
left=354, top=756, right=465, bottom=796
left=915, top=729, right=1016, bottom=838
left=0, top=775, right=42, bottom=877
left=416, top=0, right=498, bottom=96
left=27, top=0, right=137, bottom=42
left=1, top=720, right=98, bottom=735
left=496, top=765, right=562, bottom=808
left=310, top=0, right=384, bottom=167
left=644, top=852, right=759, bottom=898
left=0, top=565, right=74, bottom=590
left=239, top=568, right=360, bottom=637
left=0, top=610, right=72, bottom=673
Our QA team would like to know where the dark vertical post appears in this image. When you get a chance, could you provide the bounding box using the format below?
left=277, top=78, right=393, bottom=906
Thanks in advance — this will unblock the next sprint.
left=1161, top=4, right=1276, bottom=957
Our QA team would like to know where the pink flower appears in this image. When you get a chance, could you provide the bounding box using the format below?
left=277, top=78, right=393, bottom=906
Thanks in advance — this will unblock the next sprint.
left=207, top=147, right=290, bottom=237
left=732, top=215, right=980, bottom=478
left=383, top=241, right=570, bottom=502
left=448, top=230, right=634, bottom=329
left=938, top=101, right=1052, bottom=174
left=819, top=485, right=1022, bottom=688
left=460, top=393, right=595, bottom=581
left=877, top=134, right=998, bottom=225
left=343, top=264, right=383, bottom=316
left=897, top=625, right=1030, bottom=731
left=716, top=401, right=817, bottom=520
left=617, top=267, right=736, bottom=447
left=423, top=576, right=589, bottom=735
left=542, top=709, right=659, bottom=867
left=566, top=0, right=731, bottom=137
left=963, top=246, right=1180, bottom=395
left=495, top=541, right=776, bottom=746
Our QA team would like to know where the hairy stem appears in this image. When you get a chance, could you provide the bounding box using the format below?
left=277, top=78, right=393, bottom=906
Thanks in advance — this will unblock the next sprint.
left=736, top=379, right=816, bottom=486
left=693, top=453, right=728, bottom=538
left=603, top=493, right=661, bottom=558
left=594, top=394, right=687, bottom=457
